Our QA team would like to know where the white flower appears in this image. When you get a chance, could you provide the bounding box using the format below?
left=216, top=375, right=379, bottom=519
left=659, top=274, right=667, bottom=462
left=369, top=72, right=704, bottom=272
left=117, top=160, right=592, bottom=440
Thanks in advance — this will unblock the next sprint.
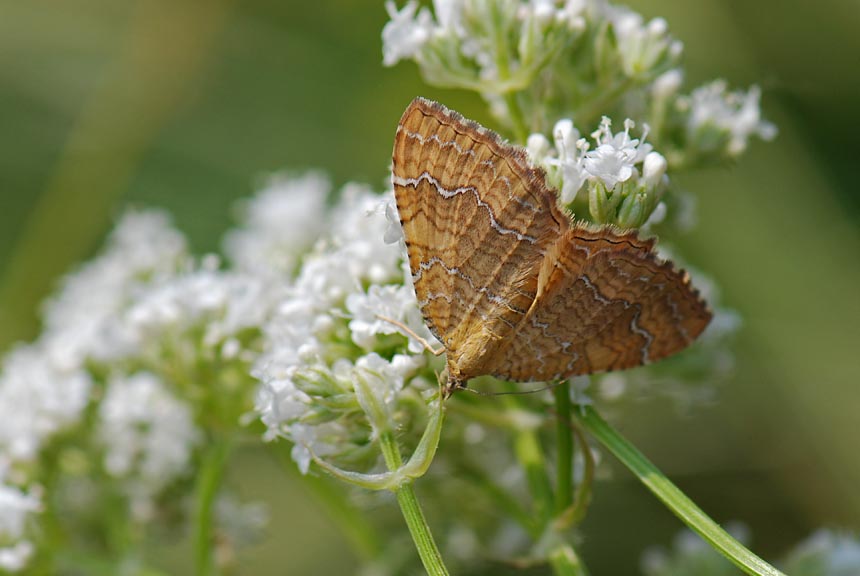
left=0, top=468, right=40, bottom=540
left=41, top=209, right=188, bottom=366
left=553, top=119, right=587, bottom=203
left=0, top=462, right=40, bottom=573
left=355, top=352, right=423, bottom=410
left=0, top=542, right=34, bottom=573
left=686, top=81, right=777, bottom=156
left=0, top=491, right=39, bottom=541
left=652, top=68, right=683, bottom=100
left=641, top=151, right=668, bottom=188
left=785, top=530, right=860, bottom=575
left=530, top=115, right=662, bottom=208
left=519, top=0, right=586, bottom=29
left=124, top=264, right=280, bottom=355
left=526, top=133, right=552, bottom=163
left=98, top=372, right=199, bottom=519
left=327, top=185, right=404, bottom=286
left=382, top=1, right=435, bottom=66
left=604, top=5, right=682, bottom=77
left=223, top=172, right=329, bottom=275
left=382, top=198, right=403, bottom=244
left=0, top=344, right=92, bottom=461
left=528, top=119, right=587, bottom=204
left=583, top=117, right=651, bottom=189
left=249, top=181, right=434, bottom=475
left=347, top=284, right=438, bottom=354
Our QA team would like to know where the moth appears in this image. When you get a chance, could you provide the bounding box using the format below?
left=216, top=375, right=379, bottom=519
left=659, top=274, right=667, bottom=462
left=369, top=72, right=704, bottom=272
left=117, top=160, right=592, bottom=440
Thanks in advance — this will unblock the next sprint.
left=391, top=98, right=711, bottom=395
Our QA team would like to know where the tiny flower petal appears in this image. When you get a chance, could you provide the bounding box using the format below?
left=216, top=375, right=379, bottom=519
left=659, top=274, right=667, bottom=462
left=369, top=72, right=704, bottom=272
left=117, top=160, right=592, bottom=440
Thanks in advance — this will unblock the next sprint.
left=382, top=1, right=435, bottom=66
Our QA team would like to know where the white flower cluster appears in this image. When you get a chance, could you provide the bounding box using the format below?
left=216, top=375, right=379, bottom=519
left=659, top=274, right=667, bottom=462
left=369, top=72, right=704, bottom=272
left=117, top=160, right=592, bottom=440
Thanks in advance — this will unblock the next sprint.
left=599, top=4, right=682, bottom=79
left=527, top=115, right=668, bottom=227
left=383, top=0, right=587, bottom=91
left=782, top=530, right=860, bottom=576
left=643, top=526, right=860, bottom=576
left=0, top=206, right=291, bottom=567
left=251, top=184, right=436, bottom=474
left=123, top=259, right=280, bottom=363
left=681, top=80, right=778, bottom=157
left=383, top=0, right=773, bottom=174
left=99, top=372, right=200, bottom=520
left=41, top=210, right=189, bottom=365
left=0, top=211, right=195, bottom=467
left=641, top=523, right=750, bottom=576
left=0, top=460, right=40, bottom=572
left=0, top=346, right=92, bottom=462
left=224, top=171, right=330, bottom=276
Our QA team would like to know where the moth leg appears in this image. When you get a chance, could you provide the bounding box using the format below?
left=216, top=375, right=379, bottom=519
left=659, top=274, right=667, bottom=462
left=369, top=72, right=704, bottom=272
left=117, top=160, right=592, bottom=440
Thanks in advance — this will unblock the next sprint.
left=375, top=314, right=446, bottom=356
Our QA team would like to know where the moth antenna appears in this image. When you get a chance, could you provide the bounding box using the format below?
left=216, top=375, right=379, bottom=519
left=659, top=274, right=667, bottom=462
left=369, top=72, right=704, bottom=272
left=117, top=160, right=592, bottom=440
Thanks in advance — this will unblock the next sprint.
left=461, top=379, right=568, bottom=397
left=374, top=314, right=445, bottom=356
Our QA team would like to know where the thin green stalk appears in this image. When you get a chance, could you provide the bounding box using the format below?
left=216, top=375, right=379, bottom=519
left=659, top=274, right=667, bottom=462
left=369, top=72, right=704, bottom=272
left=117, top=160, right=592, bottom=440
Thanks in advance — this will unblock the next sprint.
left=553, top=382, right=574, bottom=514
left=395, top=483, right=450, bottom=576
left=549, top=543, right=590, bottom=576
left=567, top=420, right=595, bottom=525
left=378, top=429, right=449, bottom=576
left=574, top=405, right=786, bottom=576
left=507, top=398, right=554, bottom=524
left=488, top=2, right=529, bottom=142
left=193, top=437, right=232, bottom=576
left=503, top=92, right=529, bottom=143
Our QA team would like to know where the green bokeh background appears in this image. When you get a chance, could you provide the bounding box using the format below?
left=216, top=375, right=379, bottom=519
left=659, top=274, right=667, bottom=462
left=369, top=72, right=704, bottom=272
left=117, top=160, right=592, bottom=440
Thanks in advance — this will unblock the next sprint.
left=1, top=0, right=858, bottom=573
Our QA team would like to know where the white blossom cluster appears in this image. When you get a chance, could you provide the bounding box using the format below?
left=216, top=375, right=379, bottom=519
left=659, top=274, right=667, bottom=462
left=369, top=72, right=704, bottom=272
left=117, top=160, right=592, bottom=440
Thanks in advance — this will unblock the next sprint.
left=382, top=0, right=677, bottom=130
left=383, top=0, right=587, bottom=84
left=251, top=184, right=437, bottom=474
left=0, top=460, right=40, bottom=572
left=383, top=0, right=774, bottom=174
left=527, top=115, right=668, bottom=227
left=0, top=206, right=298, bottom=568
left=782, top=530, right=860, bottom=575
left=0, top=345, right=92, bottom=462
left=0, top=211, right=201, bottom=569
left=224, top=171, right=330, bottom=276
left=643, top=526, right=860, bottom=576
left=679, top=80, right=778, bottom=159
left=98, top=372, right=200, bottom=520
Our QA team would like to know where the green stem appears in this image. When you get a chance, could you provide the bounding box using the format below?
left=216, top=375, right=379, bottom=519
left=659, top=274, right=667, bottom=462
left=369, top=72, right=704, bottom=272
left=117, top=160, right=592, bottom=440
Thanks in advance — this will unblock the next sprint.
left=574, top=405, right=786, bottom=576
left=549, top=543, right=590, bottom=576
left=487, top=1, right=529, bottom=142
left=395, top=483, right=450, bottom=576
left=567, top=420, right=595, bottom=525
left=553, top=382, right=574, bottom=514
left=507, top=398, right=554, bottom=524
left=503, top=92, right=529, bottom=143
left=378, top=429, right=449, bottom=576
left=193, top=437, right=232, bottom=576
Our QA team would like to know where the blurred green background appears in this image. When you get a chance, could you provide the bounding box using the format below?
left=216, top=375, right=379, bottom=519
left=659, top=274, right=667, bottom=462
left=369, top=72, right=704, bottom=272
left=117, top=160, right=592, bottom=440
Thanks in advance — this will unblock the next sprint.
left=1, top=0, right=858, bottom=573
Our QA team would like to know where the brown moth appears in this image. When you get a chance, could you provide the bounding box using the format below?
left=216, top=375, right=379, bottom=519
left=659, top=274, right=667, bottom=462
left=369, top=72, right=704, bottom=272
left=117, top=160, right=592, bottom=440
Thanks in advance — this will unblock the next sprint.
left=391, top=97, right=711, bottom=395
